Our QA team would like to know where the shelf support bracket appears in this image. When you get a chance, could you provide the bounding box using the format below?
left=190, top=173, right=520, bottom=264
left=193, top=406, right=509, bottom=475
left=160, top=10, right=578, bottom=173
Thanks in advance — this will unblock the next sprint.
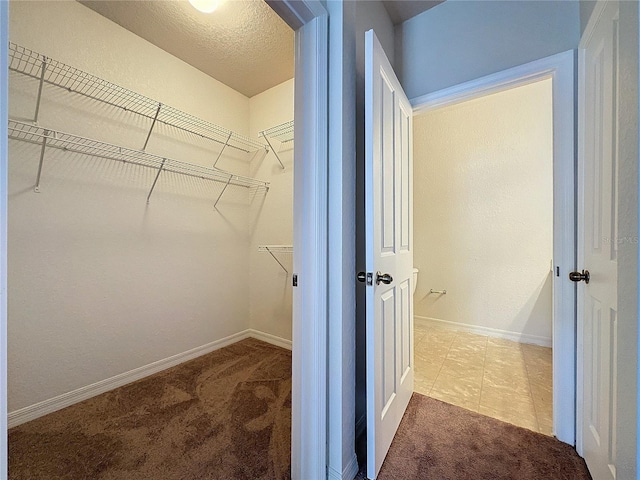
left=142, top=102, right=162, bottom=151
left=262, top=135, right=285, bottom=170
left=34, top=129, right=49, bottom=193
left=33, top=56, right=47, bottom=124
left=213, top=132, right=233, bottom=168
left=146, top=158, right=166, bottom=204
left=213, top=176, right=232, bottom=209
left=265, top=247, right=288, bottom=274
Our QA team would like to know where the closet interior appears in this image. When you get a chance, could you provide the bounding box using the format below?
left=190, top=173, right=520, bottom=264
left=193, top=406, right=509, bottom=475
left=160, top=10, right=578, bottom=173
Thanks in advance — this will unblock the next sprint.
left=7, top=0, right=295, bottom=476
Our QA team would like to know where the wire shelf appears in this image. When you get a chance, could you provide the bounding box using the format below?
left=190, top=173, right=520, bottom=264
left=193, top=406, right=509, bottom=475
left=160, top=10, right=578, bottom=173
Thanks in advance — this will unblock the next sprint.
left=258, top=245, right=293, bottom=274
left=258, top=245, right=293, bottom=253
left=8, top=42, right=267, bottom=154
left=260, top=120, right=294, bottom=144
left=8, top=120, right=270, bottom=201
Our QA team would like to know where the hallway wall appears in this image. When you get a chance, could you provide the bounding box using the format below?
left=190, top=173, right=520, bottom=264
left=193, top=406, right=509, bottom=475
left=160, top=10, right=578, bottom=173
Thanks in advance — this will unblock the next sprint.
left=413, top=79, right=554, bottom=345
left=395, top=0, right=580, bottom=99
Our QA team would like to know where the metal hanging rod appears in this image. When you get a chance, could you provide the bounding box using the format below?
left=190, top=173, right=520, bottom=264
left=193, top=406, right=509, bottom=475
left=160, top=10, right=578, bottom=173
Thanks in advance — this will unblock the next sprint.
left=259, top=120, right=294, bottom=170
left=258, top=245, right=293, bottom=274
left=8, top=42, right=267, bottom=154
left=429, top=289, right=447, bottom=294
left=8, top=120, right=270, bottom=201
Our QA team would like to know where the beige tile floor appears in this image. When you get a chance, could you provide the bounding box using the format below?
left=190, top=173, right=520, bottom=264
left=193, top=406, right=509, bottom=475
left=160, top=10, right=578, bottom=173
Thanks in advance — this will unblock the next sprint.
left=414, top=322, right=553, bottom=436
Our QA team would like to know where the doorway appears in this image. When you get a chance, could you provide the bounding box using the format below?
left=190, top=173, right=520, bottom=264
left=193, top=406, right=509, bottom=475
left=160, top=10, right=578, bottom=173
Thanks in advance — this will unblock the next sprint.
left=412, top=78, right=554, bottom=434
left=410, top=50, right=576, bottom=445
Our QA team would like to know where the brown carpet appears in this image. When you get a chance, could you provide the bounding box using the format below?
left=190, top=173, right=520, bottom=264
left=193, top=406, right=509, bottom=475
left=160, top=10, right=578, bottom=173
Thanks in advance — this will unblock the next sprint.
left=9, top=338, right=291, bottom=480
left=358, top=393, right=591, bottom=480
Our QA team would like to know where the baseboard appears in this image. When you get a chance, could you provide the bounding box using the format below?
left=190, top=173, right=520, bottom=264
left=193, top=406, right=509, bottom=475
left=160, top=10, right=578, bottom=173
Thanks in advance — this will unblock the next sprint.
left=415, top=316, right=552, bottom=347
left=327, top=453, right=359, bottom=480
left=9, top=328, right=291, bottom=428
left=247, top=329, right=292, bottom=350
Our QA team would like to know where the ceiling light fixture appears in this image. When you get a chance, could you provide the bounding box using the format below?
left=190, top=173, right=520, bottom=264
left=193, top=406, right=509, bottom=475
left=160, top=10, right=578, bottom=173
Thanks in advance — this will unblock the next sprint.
left=188, top=0, right=221, bottom=13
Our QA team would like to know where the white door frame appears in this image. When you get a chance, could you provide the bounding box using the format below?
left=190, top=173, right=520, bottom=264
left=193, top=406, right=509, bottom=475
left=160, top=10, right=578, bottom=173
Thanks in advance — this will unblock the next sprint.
left=1, top=0, right=8, bottom=478
left=266, top=1, right=329, bottom=478
left=411, top=50, right=577, bottom=445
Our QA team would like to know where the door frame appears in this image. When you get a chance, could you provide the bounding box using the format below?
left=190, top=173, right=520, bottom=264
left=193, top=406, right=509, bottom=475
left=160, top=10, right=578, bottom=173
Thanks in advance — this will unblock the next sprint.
left=411, top=50, right=577, bottom=445
left=264, top=1, right=330, bottom=478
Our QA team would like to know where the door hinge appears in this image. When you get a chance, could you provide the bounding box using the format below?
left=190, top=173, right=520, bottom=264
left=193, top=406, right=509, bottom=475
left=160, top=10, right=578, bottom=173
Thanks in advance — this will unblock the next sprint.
left=292, top=274, right=298, bottom=287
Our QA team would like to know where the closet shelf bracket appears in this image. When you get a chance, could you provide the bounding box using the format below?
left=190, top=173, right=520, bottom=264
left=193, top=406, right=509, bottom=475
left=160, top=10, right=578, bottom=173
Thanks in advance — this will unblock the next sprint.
left=258, top=245, right=293, bottom=274
left=143, top=103, right=162, bottom=151
left=146, top=158, right=166, bottom=204
left=213, top=132, right=233, bottom=168
left=34, top=128, right=49, bottom=193
left=262, top=135, right=285, bottom=170
left=213, top=176, right=232, bottom=209
left=259, top=120, right=294, bottom=170
left=34, top=55, right=47, bottom=124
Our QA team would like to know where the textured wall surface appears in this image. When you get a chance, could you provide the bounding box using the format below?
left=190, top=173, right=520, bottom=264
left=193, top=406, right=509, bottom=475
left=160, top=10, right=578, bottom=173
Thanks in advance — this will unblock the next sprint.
left=248, top=79, right=294, bottom=340
left=395, top=0, right=580, bottom=99
left=7, top=1, right=288, bottom=412
left=413, top=79, right=554, bottom=342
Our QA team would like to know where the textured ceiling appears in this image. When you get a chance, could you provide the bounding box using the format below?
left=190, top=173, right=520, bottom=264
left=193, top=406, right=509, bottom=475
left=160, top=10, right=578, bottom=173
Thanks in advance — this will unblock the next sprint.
left=382, top=0, right=445, bottom=25
left=79, top=0, right=294, bottom=98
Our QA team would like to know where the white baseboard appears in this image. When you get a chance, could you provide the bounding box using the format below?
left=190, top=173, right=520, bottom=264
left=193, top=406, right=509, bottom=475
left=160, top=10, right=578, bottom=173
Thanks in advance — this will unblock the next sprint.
left=247, top=329, right=292, bottom=350
left=415, top=315, right=552, bottom=347
left=9, top=329, right=292, bottom=428
left=327, top=453, right=359, bottom=480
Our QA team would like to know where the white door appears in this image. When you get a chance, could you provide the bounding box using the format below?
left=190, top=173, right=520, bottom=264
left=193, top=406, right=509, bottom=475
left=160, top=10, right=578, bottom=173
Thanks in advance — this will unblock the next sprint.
left=364, top=29, right=413, bottom=479
left=578, top=2, right=618, bottom=479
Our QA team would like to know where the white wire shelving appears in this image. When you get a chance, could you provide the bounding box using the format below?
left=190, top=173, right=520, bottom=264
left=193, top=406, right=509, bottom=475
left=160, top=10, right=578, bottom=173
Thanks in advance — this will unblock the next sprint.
left=8, top=120, right=270, bottom=204
left=258, top=245, right=293, bottom=274
left=259, top=120, right=294, bottom=170
left=8, top=42, right=268, bottom=156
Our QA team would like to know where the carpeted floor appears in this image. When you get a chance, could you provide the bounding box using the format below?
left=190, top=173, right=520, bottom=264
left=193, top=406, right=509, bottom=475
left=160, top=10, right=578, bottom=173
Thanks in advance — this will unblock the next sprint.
left=357, top=392, right=591, bottom=480
left=10, top=341, right=592, bottom=480
left=9, top=338, right=292, bottom=480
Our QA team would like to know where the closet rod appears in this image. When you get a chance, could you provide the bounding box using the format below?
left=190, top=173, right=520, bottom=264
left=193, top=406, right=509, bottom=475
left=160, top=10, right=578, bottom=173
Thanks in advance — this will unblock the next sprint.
left=8, top=42, right=267, bottom=155
left=8, top=120, right=270, bottom=196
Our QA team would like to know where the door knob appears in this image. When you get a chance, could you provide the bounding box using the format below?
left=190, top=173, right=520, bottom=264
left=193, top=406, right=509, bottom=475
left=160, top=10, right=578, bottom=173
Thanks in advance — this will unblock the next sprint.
left=376, top=271, right=393, bottom=285
left=569, top=269, right=590, bottom=284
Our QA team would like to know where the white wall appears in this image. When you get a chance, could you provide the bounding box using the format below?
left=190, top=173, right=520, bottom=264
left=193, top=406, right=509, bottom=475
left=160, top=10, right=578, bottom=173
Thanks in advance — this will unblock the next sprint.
left=413, top=79, right=554, bottom=344
left=7, top=1, right=261, bottom=413
left=613, top=1, right=639, bottom=476
left=395, top=0, right=580, bottom=99
left=248, top=79, right=294, bottom=341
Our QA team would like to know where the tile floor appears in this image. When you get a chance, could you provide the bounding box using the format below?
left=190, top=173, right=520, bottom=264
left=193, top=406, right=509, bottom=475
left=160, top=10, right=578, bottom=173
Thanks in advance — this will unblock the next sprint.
left=414, top=322, right=553, bottom=435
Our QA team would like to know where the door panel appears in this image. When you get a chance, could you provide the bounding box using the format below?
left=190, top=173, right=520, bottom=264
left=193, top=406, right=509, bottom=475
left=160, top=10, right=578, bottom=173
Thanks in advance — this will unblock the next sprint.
left=365, top=29, right=413, bottom=479
left=579, top=2, right=618, bottom=478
